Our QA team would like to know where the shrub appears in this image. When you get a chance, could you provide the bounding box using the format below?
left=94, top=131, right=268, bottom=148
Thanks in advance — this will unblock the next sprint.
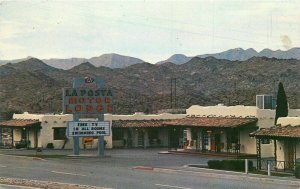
left=295, top=165, right=300, bottom=179
left=46, top=143, right=54, bottom=149
left=207, top=159, right=253, bottom=172
left=207, top=160, right=222, bottom=169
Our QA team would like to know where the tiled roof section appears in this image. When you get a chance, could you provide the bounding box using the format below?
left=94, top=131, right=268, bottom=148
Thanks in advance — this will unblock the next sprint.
left=0, top=119, right=41, bottom=127
left=163, top=117, right=258, bottom=128
left=113, top=120, right=166, bottom=128
left=250, top=126, right=300, bottom=138
left=112, top=117, right=257, bottom=128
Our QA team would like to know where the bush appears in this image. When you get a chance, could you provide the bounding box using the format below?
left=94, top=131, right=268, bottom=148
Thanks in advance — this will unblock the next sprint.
left=207, top=159, right=253, bottom=172
left=295, top=165, right=300, bottom=178
left=15, top=140, right=30, bottom=149
left=207, top=160, right=222, bottom=169
left=46, top=143, right=54, bottom=149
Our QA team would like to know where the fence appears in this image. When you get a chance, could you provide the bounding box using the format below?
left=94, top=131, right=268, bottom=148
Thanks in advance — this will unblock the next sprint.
left=261, top=159, right=295, bottom=173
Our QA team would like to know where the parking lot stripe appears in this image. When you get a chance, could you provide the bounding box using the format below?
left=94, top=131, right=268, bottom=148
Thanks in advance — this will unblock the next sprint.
left=50, top=171, right=87, bottom=177
left=155, top=184, right=192, bottom=189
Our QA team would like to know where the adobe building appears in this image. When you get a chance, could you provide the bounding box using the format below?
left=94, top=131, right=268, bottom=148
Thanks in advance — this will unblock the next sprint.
left=2, top=104, right=299, bottom=158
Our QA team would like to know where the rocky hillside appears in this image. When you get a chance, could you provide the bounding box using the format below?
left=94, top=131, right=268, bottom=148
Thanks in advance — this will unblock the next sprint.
left=0, top=54, right=145, bottom=70
left=157, top=48, right=300, bottom=65
left=0, top=57, right=299, bottom=114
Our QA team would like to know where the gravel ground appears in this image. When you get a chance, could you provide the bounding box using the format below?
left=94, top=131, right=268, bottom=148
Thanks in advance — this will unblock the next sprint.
left=0, top=177, right=108, bottom=189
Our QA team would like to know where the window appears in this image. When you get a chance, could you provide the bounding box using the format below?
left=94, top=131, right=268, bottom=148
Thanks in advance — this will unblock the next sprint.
left=203, top=134, right=209, bottom=146
left=261, top=139, right=271, bottom=144
left=53, top=127, right=66, bottom=140
left=148, top=128, right=158, bottom=140
left=112, top=128, right=123, bottom=140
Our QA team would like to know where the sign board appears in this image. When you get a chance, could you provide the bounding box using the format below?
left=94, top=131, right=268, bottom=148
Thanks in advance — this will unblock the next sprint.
left=67, top=121, right=110, bottom=137
left=82, top=137, right=94, bottom=145
left=62, top=88, right=113, bottom=114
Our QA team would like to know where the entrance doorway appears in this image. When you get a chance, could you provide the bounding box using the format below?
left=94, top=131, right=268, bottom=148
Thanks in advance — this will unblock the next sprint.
left=137, top=130, right=144, bottom=147
left=286, top=142, right=295, bottom=169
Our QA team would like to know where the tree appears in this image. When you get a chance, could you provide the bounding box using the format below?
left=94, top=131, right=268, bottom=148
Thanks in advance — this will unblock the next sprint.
left=275, top=82, right=288, bottom=125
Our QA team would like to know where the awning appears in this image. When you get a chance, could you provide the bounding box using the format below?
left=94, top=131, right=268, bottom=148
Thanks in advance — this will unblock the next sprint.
left=163, top=117, right=257, bottom=128
left=250, top=125, right=300, bottom=139
left=112, top=117, right=257, bottom=129
left=0, top=119, right=41, bottom=128
left=113, top=120, right=166, bottom=128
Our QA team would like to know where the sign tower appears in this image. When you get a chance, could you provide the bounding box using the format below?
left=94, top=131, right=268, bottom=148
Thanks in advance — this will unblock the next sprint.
left=62, top=77, right=112, bottom=156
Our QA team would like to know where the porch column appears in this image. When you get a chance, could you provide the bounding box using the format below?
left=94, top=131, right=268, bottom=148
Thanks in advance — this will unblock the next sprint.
left=201, top=129, right=205, bottom=152
left=274, top=139, right=277, bottom=164
left=11, top=128, right=14, bottom=148
left=186, top=128, right=192, bottom=149
left=256, top=138, right=261, bottom=170
left=27, top=128, right=29, bottom=148
left=34, top=126, right=38, bottom=148
left=0, top=126, right=2, bottom=145
left=237, top=129, right=240, bottom=155
left=226, top=130, right=230, bottom=154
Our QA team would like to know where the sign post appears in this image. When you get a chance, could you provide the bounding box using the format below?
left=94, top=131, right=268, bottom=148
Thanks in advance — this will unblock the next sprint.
left=63, top=77, right=112, bottom=156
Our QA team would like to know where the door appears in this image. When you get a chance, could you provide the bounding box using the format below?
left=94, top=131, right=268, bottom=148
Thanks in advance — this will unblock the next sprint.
left=287, top=142, right=295, bottom=169
left=210, top=135, right=215, bottom=152
left=215, top=134, right=221, bottom=152
left=137, top=130, right=144, bottom=147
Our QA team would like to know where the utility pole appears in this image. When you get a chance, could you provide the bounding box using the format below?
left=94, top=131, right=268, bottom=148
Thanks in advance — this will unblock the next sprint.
left=170, top=78, right=177, bottom=109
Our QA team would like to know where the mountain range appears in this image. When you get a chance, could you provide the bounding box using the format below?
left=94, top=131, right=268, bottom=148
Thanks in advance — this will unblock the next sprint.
left=0, top=56, right=299, bottom=114
left=1, top=48, right=300, bottom=69
left=158, top=48, right=300, bottom=65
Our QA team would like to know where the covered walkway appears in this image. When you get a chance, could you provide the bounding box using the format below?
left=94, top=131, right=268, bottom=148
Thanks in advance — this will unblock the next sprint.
left=0, top=119, right=41, bottom=148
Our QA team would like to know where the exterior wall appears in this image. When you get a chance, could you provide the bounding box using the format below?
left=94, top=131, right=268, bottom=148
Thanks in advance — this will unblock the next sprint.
left=159, top=128, right=169, bottom=147
left=106, top=112, right=186, bottom=149
left=187, top=105, right=257, bottom=117
left=289, top=109, right=300, bottom=117
left=276, top=140, right=285, bottom=162
left=297, top=143, right=300, bottom=161
left=240, top=129, right=256, bottom=154
left=13, top=129, right=22, bottom=146
left=13, top=106, right=300, bottom=151
left=220, top=132, right=227, bottom=152
left=277, top=117, right=300, bottom=126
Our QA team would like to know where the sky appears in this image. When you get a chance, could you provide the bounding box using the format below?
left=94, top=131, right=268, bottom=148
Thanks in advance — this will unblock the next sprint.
left=0, top=0, right=300, bottom=63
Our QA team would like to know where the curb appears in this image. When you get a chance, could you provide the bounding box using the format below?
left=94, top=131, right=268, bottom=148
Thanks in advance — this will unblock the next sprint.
left=0, top=154, right=46, bottom=161
left=151, top=167, right=300, bottom=186
left=132, top=166, right=154, bottom=171
left=0, top=177, right=109, bottom=189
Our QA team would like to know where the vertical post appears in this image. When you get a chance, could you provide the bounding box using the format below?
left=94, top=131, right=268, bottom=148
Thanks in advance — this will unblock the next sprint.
left=72, top=78, right=83, bottom=156
left=170, top=79, right=173, bottom=109
left=256, top=138, right=261, bottom=170
left=274, top=139, right=277, bottom=166
left=267, top=163, right=271, bottom=176
left=73, top=113, right=80, bottom=155
left=96, top=77, right=106, bottom=157
left=98, top=113, right=105, bottom=156
left=174, top=78, right=177, bottom=109
left=0, top=126, right=2, bottom=146
left=245, top=159, right=248, bottom=174
left=11, top=128, right=14, bottom=148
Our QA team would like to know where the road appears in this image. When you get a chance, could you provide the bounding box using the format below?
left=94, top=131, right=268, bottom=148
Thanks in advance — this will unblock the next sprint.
left=0, top=149, right=299, bottom=189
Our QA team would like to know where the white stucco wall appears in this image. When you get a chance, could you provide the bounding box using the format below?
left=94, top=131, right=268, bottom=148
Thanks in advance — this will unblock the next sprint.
left=276, top=140, right=285, bottom=162
left=277, top=117, right=300, bottom=126
left=240, top=129, right=256, bottom=154
left=187, top=105, right=257, bottom=117
left=13, top=112, right=186, bottom=149
left=13, top=106, right=300, bottom=152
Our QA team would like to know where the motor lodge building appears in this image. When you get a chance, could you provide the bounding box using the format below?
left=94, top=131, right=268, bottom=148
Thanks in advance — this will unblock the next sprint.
left=1, top=104, right=300, bottom=168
